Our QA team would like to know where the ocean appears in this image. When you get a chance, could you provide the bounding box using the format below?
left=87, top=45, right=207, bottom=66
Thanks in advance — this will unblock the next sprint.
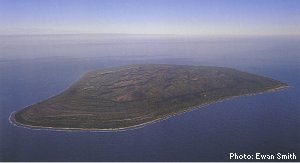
left=0, top=35, right=299, bottom=161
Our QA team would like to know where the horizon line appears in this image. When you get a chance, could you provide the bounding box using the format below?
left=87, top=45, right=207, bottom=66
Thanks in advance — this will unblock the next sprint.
left=0, top=32, right=299, bottom=38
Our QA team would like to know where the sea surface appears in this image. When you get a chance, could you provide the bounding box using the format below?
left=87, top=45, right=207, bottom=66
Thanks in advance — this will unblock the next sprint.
left=0, top=35, right=299, bottom=161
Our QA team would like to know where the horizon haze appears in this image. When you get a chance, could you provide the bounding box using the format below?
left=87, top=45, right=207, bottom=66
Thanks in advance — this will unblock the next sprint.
left=0, top=0, right=299, bottom=36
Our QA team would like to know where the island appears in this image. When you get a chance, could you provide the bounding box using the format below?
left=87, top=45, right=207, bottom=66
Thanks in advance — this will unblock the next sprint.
left=12, top=64, right=288, bottom=131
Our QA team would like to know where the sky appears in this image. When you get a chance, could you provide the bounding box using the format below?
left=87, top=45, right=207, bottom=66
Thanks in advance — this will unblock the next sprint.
left=0, top=0, right=299, bottom=36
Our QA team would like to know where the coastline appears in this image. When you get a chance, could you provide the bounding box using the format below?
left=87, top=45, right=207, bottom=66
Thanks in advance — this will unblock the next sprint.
left=9, top=85, right=290, bottom=132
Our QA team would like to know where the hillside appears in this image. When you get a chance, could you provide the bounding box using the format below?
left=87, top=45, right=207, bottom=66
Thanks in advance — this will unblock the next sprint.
left=13, top=64, right=288, bottom=130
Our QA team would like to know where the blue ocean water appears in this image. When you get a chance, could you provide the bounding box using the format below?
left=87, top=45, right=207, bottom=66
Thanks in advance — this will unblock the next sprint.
left=0, top=36, right=299, bottom=161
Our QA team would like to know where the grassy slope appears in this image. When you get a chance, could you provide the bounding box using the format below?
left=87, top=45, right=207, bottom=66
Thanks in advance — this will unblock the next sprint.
left=14, top=64, right=287, bottom=130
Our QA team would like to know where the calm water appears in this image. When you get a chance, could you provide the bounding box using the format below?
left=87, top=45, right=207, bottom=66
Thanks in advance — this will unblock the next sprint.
left=0, top=36, right=299, bottom=161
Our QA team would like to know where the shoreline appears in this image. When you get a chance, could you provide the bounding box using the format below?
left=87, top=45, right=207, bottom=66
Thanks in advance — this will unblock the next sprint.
left=9, top=85, right=290, bottom=132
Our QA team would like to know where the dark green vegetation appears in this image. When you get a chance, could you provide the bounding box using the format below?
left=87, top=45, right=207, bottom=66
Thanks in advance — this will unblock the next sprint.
left=14, top=64, right=287, bottom=130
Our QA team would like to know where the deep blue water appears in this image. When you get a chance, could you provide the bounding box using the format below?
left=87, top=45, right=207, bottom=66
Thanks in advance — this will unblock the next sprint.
left=0, top=36, right=299, bottom=161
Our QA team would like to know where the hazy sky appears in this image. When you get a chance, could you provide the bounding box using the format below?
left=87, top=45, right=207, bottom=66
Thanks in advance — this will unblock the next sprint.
left=0, top=0, right=299, bottom=35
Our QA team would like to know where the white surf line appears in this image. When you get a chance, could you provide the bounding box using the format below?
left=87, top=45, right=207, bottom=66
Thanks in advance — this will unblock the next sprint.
left=9, top=85, right=290, bottom=133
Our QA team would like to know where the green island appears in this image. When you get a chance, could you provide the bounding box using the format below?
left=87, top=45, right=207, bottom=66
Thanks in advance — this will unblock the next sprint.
left=13, top=64, right=288, bottom=131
